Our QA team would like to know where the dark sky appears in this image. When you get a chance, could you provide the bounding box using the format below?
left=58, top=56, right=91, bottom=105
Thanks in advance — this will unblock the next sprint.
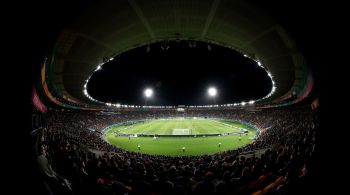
left=87, top=41, right=272, bottom=106
left=25, top=0, right=322, bottom=107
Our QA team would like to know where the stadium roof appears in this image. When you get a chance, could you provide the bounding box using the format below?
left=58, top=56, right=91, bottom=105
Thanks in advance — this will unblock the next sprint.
left=45, top=0, right=312, bottom=108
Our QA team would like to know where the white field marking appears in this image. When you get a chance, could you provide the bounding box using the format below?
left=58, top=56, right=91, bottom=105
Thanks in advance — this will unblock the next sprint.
left=210, top=120, right=241, bottom=131
left=172, top=129, right=190, bottom=135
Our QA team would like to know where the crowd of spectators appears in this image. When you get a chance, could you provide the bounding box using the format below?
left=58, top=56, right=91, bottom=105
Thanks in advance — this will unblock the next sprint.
left=36, top=106, right=319, bottom=195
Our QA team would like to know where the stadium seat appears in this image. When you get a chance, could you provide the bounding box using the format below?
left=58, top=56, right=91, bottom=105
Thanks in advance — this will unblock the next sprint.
left=251, top=190, right=263, bottom=195
left=274, top=176, right=285, bottom=185
left=262, top=182, right=276, bottom=194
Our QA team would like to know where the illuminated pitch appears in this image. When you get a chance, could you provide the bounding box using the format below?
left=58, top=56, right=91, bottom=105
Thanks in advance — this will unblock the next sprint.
left=104, top=118, right=258, bottom=156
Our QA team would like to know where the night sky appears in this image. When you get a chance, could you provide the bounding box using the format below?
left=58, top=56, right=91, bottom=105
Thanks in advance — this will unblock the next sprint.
left=25, top=0, right=321, bottom=107
left=87, top=41, right=272, bottom=106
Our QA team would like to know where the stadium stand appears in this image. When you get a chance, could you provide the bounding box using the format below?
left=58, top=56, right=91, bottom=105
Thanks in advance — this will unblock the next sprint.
left=32, top=106, right=319, bottom=195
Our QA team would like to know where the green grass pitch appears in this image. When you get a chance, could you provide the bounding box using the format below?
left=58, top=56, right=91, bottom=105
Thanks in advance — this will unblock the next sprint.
left=104, top=119, right=257, bottom=156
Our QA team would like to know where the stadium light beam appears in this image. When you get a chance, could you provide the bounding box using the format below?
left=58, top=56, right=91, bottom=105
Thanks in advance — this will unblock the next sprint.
left=144, top=88, right=153, bottom=98
left=208, top=87, right=217, bottom=97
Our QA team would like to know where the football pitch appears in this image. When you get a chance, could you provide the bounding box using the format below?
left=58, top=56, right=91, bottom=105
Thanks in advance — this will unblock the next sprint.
left=104, top=119, right=257, bottom=156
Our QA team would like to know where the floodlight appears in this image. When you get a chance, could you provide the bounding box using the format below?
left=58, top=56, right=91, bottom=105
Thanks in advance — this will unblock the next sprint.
left=267, top=72, right=272, bottom=78
left=208, top=87, right=217, bottom=97
left=144, top=88, right=153, bottom=98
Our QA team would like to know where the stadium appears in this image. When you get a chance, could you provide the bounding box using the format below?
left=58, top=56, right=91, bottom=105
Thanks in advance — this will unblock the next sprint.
left=28, top=0, right=320, bottom=195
